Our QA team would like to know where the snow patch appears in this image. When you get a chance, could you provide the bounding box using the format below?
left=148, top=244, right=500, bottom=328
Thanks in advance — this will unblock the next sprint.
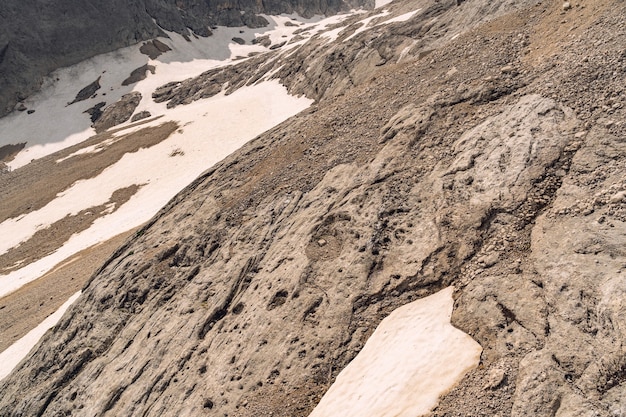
left=343, top=9, right=420, bottom=42
left=308, top=287, right=482, bottom=417
left=383, top=9, right=420, bottom=24
left=375, top=0, right=394, bottom=8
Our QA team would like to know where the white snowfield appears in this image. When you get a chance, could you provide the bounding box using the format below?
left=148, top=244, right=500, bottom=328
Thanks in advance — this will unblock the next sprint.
left=308, top=287, right=482, bottom=417
left=0, top=292, right=81, bottom=381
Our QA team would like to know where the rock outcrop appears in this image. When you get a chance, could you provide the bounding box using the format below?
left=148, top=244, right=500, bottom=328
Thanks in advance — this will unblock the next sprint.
left=93, top=92, right=142, bottom=133
left=1, top=0, right=625, bottom=416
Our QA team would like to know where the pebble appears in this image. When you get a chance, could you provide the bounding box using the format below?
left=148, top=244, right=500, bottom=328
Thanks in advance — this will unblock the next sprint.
left=480, top=253, right=499, bottom=268
left=563, top=2, right=571, bottom=11
left=317, top=239, right=327, bottom=247
left=610, top=191, right=626, bottom=204
left=446, top=67, right=459, bottom=77
left=483, top=367, right=506, bottom=390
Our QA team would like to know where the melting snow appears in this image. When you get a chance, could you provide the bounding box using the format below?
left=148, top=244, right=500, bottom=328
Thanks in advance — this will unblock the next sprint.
left=343, top=9, right=420, bottom=42
left=308, top=287, right=482, bottom=417
left=375, top=0, right=395, bottom=8
left=383, top=9, right=421, bottom=24
left=343, top=10, right=391, bottom=41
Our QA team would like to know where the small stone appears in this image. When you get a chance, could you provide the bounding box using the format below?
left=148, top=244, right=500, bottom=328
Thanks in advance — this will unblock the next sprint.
left=610, top=191, right=626, bottom=204
left=446, top=67, right=458, bottom=77
left=317, top=239, right=327, bottom=247
left=597, top=118, right=615, bottom=128
left=562, top=2, right=571, bottom=10
left=574, top=131, right=587, bottom=139
left=484, top=367, right=506, bottom=390
left=500, top=65, right=515, bottom=74
left=582, top=207, right=594, bottom=216
left=131, top=110, right=152, bottom=122
left=16, top=103, right=27, bottom=112
left=480, top=253, right=499, bottom=268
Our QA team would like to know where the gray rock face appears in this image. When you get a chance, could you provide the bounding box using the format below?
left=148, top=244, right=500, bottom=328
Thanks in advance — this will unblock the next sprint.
left=1, top=0, right=625, bottom=416
left=68, top=77, right=102, bottom=105
left=93, top=92, right=142, bottom=133
left=0, top=0, right=368, bottom=119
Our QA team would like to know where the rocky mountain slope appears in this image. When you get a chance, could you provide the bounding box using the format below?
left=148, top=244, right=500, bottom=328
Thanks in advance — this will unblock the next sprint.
left=0, top=0, right=367, bottom=118
left=1, top=0, right=626, bottom=416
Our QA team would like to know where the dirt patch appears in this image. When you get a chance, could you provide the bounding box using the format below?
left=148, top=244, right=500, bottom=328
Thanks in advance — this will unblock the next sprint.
left=0, top=184, right=142, bottom=274
left=0, top=229, right=136, bottom=353
left=0, top=143, right=26, bottom=163
left=0, top=121, right=178, bottom=223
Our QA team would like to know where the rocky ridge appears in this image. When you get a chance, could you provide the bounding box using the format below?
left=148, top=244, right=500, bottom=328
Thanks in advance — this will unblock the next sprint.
left=1, top=0, right=625, bottom=416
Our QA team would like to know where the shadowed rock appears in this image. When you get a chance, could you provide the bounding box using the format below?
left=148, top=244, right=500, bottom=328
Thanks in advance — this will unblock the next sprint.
left=122, top=64, right=156, bottom=86
left=139, top=39, right=172, bottom=59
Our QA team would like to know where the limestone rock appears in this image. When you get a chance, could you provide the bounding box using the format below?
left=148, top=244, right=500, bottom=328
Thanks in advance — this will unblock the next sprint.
left=483, top=366, right=506, bottom=390
left=139, top=39, right=172, bottom=59
left=122, top=64, right=156, bottom=86
left=83, top=101, right=107, bottom=123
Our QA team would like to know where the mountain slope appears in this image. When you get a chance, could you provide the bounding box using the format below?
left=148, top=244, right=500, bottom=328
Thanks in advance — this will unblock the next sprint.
left=0, top=0, right=367, bottom=118
left=1, top=0, right=625, bottom=416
